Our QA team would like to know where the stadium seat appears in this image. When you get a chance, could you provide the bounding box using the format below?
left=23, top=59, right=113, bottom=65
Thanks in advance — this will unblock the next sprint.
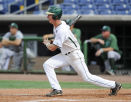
left=33, top=10, right=44, bottom=14
left=116, top=10, right=129, bottom=15
left=26, top=0, right=35, bottom=6
left=48, top=0, right=54, bottom=5
left=78, top=10, right=96, bottom=15
left=80, top=4, right=95, bottom=10
left=61, top=4, right=76, bottom=10
left=8, top=0, right=16, bottom=4
left=0, top=4, right=4, bottom=14
left=78, top=0, right=93, bottom=5
left=112, top=0, right=128, bottom=5
left=63, top=0, right=75, bottom=4
left=0, top=0, right=2, bottom=3
left=96, top=4, right=111, bottom=10
left=94, top=0, right=110, bottom=5
left=128, top=10, right=131, bottom=15
left=98, top=10, right=113, bottom=15
left=10, top=4, right=19, bottom=13
left=115, top=4, right=129, bottom=11
left=63, top=9, right=76, bottom=14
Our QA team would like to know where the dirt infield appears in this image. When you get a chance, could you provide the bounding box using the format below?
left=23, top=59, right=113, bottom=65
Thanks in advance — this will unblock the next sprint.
left=0, top=74, right=131, bottom=102
left=0, top=89, right=131, bottom=102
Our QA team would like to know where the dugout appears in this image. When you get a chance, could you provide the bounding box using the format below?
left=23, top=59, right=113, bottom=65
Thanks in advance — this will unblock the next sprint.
left=0, top=15, right=131, bottom=70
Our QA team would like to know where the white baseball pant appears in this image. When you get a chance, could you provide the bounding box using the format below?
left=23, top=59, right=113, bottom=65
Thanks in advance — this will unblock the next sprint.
left=104, top=51, right=121, bottom=71
left=43, top=50, right=115, bottom=90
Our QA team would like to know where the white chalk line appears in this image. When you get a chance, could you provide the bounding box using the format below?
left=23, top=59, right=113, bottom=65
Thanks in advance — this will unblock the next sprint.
left=21, top=98, right=131, bottom=102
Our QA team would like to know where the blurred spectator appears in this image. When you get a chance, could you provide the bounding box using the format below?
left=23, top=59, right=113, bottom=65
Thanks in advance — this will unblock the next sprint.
left=0, top=42, right=14, bottom=70
left=2, top=23, right=23, bottom=70
left=89, top=25, right=122, bottom=75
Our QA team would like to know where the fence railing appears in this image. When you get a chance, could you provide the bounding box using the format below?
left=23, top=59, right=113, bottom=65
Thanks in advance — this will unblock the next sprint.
left=23, top=36, right=42, bottom=72
left=83, top=40, right=88, bottom=65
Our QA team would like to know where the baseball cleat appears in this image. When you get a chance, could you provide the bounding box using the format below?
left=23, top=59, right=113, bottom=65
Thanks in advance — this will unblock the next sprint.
left=109, top=82, right=121, bottom=96
left=45, top=89, right=63, bottom=97
left=106, top=70, right=115, bottom=76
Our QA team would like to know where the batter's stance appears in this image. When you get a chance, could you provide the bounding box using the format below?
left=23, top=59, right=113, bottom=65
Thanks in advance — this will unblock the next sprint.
left=43, top=6, right=121, bottom=97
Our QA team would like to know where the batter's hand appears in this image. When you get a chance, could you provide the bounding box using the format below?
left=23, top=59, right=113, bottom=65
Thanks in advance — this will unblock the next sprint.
left=95, top=49, right=104, bottom=56
left=43, top=35, right=48, bottom=40
left=98, top=39, right=105, bottom=45
left=43, top=39, right=50, bottom=45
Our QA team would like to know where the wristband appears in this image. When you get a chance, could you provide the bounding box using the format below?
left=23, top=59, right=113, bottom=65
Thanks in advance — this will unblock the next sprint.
left=86, top=40, right=91, bottom=43
left=100, top=49, right=104, bottom=53
left=46, top=42, right=50, bottom=47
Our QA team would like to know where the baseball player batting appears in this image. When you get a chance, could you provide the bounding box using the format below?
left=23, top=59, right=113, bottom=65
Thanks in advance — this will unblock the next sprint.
left=43, top=6, right=121, bottom=97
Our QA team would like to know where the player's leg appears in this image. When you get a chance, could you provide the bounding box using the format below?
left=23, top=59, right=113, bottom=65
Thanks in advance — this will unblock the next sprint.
left=3, top=57, right=10, bottom=70
left=65, top=50, right=115, bottom=88
left=104, top=59, right=115, bottom=75
left=43, top=53, right=69, bottom=90
left=68, top=50, right=121, bottom=95
left=12, top=51, right=23, bottom=70
left=71, top=57, right=121, bottom=95
left=70, top=57, right=116, bottom=88
left=108, top=51, right=121, bottom=70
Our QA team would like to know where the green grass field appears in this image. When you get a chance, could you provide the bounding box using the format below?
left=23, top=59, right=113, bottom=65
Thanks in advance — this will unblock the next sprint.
left=0, top=80, right=131, bottom=89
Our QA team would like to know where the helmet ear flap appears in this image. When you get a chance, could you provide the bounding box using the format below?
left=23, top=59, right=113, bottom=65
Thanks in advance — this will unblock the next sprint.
left=52, top=15, right=58, bottom=20
left=52, top=15, right=56, bottom=20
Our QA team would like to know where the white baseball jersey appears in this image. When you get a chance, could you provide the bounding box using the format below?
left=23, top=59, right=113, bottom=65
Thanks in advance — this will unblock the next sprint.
left=0, top=48, right=14, bottom=70
left=43, top=20, right=116, bottom=91
left=53, top=21, right=80, bottom=54
left=3, top=30, right=23, bottom=52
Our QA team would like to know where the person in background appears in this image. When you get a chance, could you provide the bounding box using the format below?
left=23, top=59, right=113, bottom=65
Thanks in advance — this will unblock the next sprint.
left=0, top=42, right=14, bottom=70
left=2, top=23, right=23, bottom=70
left=89, top=25, right=122, bottom=75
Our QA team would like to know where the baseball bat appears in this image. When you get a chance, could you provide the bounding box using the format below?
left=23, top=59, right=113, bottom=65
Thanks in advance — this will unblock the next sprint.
left=68, top=15, right=81, bottom=26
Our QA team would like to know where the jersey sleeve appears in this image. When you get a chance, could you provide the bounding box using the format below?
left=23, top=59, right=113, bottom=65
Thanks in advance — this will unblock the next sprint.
left=16, top=31, right=23, bottom=39
left=2, top=32, right=10, bottom=40
left=73, top=28, right=81, bottom=39
left=93, top=34, right=102, bottom=39
left=110, top=35, right=118, bottom=50
left=53, top=29, right=68, bottom=48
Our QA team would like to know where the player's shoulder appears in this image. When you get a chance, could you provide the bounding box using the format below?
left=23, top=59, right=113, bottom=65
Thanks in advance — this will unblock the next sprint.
left=16, top=30, right=23, bottom=37
left=73, top=28, right=81, bottom=32
left=2, top=32, right=11, bottom=38
left=5, top=32, right=11, bottom=35
left=110, top=34, right=117, bottom=39
left=94, top=34, right=102, bottom=38
left=17, top=30, right=23, bottom=35
left=57, top=21, right=69, bottom=32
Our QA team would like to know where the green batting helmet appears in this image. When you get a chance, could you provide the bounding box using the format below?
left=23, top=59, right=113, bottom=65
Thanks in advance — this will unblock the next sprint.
left=10, top=23, right=18, bottom=29
left=101, top=25, right=111, bottom=32
left=46, top=6, right=62, bottom=20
